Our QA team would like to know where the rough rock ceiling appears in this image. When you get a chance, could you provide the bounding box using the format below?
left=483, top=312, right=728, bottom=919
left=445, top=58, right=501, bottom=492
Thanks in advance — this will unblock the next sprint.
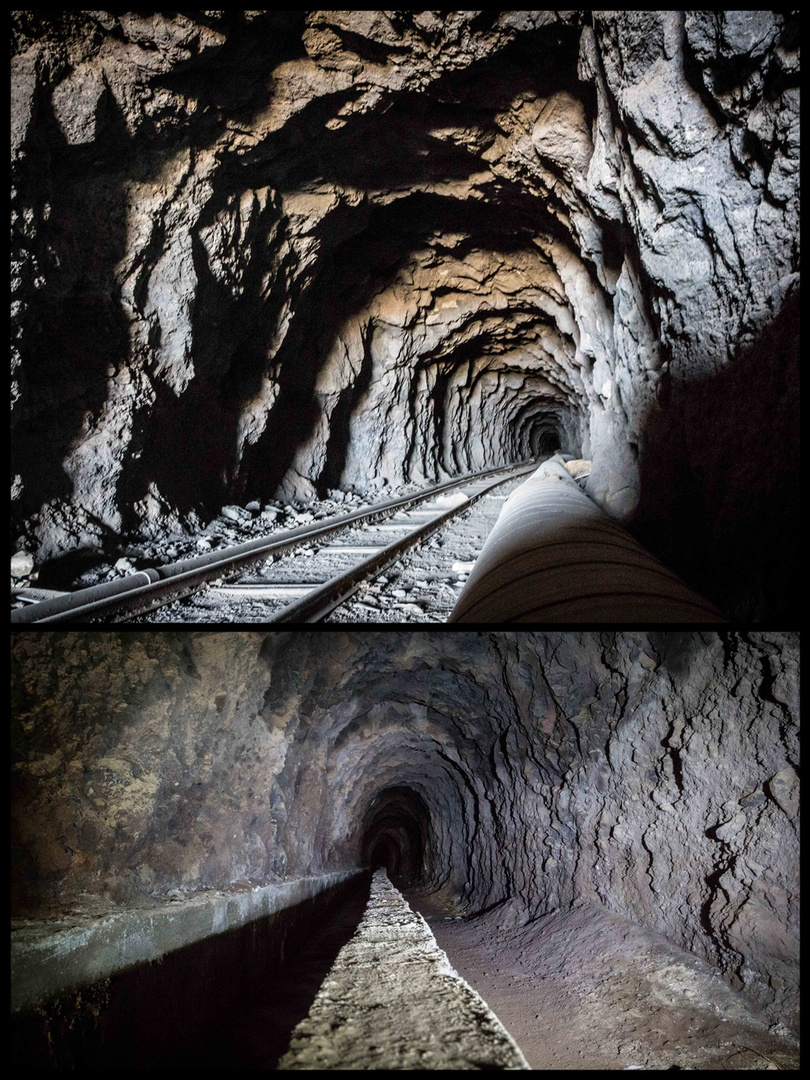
left=11, top=12, right=799, bottom=616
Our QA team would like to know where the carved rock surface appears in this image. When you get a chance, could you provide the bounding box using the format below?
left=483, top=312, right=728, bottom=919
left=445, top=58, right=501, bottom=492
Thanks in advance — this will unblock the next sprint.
left=11, top=631, right=800, bottom=1032
left=10, top=12, right=800, bottom=617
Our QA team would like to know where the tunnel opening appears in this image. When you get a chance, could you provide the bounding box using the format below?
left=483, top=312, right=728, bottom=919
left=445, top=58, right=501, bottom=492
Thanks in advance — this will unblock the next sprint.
left=532, top=429, right=561, bottom=456
left=510, top=399, right=579, bottom=463
left=368, top=836, right=400, bottom=876
left=233, top=189, right=584, bottom=502
left=360, top=785, right=432, bottom=890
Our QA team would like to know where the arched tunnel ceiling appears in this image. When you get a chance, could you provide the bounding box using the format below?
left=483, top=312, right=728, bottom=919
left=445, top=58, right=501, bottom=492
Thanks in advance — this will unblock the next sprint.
left=11, top=11, right=800, bottom=616
left=11, top=631, right=800, bottom=1031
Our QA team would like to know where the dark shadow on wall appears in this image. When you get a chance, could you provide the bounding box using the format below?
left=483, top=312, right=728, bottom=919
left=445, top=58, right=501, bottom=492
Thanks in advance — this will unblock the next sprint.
left=11, top=81, right=131, bottom=547
left=12, top=12, right=315, bottom=557
left=645, top=631, right=707, bottom=686
left=114, top=204, right=292, bottom=530
left=232, top=221, right=407, bottom=503
left=11, top=873, right=370, bottom=1071
left=15, top=17, right=601, bottom=551
left=181, top=873, right=371, bottom=1070
left=317, top=320, right=376, bottom=496
left=629, top=286, right=799, bottom=623
left=164, top=19, right=592, bottom=512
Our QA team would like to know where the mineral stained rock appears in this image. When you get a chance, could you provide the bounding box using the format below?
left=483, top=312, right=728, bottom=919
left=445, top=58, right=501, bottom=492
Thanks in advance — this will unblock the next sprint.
left=10, top=11, right=800, bottom=618
left=11, top=631, right=800, bottom=1032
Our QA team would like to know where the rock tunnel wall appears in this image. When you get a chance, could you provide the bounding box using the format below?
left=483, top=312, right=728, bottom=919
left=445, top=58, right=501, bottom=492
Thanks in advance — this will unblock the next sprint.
left=11, top=631, right=800, bottom=1031
left=11, top=11, right=800, bottom=619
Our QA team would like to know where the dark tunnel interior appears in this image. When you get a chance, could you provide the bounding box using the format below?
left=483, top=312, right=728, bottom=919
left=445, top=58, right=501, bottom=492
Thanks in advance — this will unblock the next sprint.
left=9, top=631, right=801, bottom=1070
left=360, top=785, right=431, bottom=888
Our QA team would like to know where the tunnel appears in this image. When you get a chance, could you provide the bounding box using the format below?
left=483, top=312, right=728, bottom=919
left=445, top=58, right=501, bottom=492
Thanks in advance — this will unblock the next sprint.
left=360, top=786, right=431, bottom=887
left=10, top=631, right=800, bottom=1070
left=10, top=10, right=800, bottom=621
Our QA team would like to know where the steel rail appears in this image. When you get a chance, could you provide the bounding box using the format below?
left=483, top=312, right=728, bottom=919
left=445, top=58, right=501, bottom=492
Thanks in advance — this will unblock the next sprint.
left=268, top=465, right=537, bottom=622
left=11, top=462, right=532, bottom=624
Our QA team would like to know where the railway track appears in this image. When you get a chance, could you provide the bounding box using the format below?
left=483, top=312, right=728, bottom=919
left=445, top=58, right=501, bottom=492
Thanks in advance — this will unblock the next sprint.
left=11, top=463, right=535, bottom=624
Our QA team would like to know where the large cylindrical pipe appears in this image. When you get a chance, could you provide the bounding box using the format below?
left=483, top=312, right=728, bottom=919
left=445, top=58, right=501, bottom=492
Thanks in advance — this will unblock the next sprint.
left=449, top=459, right=724, bottom=623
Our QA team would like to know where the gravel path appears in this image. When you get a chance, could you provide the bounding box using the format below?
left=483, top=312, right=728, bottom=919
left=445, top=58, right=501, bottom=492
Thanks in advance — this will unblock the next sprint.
left=325, top=476, right=525, bottom=623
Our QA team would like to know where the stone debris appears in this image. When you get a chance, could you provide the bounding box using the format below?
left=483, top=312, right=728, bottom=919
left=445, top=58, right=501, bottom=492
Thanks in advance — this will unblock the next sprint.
left=142, top=474, right=526, bottom=622
left=27, top=482, right=426, bottom=594
left=563, top=458, right=592, bottom=479
left=432, top=492, right=470, bottom=510
left=221, top=506, right=251, bottom=523
left=279, top=870, right=529, bottom=1071
left=11, top=550, right=34, bottom=580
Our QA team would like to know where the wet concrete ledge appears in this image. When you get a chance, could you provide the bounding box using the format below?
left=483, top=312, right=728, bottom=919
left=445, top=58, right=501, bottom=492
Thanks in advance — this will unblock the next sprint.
left=11, top=870, right=359, bottom=1013
left=11, top=871, right=364, bottom=1070
left=279, top=870, right=530, bottom=1070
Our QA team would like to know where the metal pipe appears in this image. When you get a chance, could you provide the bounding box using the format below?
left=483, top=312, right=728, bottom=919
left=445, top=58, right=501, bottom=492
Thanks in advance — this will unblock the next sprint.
left=449, top=459, right=725, bottom=623
left=10, top=568, right=163, bottom=624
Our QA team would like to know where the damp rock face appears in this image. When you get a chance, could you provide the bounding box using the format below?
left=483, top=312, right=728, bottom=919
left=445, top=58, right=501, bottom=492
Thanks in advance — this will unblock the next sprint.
left=10, top=12, right=799, bottom=618
left=11, top=631, right=800, bottom=1032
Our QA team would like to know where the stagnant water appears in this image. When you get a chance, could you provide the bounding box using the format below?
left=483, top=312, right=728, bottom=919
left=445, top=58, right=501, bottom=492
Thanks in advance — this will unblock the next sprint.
left=177, top=878, right=371, bottom=1069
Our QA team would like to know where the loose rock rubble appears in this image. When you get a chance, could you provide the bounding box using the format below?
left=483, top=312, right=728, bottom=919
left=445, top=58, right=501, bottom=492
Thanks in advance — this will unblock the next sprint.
left=34, top=481, right=425, bottom=592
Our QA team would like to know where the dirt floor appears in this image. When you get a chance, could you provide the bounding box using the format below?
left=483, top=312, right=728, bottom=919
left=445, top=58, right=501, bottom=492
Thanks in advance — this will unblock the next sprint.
left=407, top=894, right=800, bottom=1071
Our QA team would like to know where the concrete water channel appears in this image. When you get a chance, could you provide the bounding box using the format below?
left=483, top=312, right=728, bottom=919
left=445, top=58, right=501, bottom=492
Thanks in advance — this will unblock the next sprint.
left=12, top=869, right=528, bottom=1069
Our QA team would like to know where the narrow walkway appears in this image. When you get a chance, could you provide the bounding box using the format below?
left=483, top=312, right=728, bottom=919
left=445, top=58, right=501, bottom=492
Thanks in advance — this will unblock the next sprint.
left=279, top=870, right=530, bottom=1070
